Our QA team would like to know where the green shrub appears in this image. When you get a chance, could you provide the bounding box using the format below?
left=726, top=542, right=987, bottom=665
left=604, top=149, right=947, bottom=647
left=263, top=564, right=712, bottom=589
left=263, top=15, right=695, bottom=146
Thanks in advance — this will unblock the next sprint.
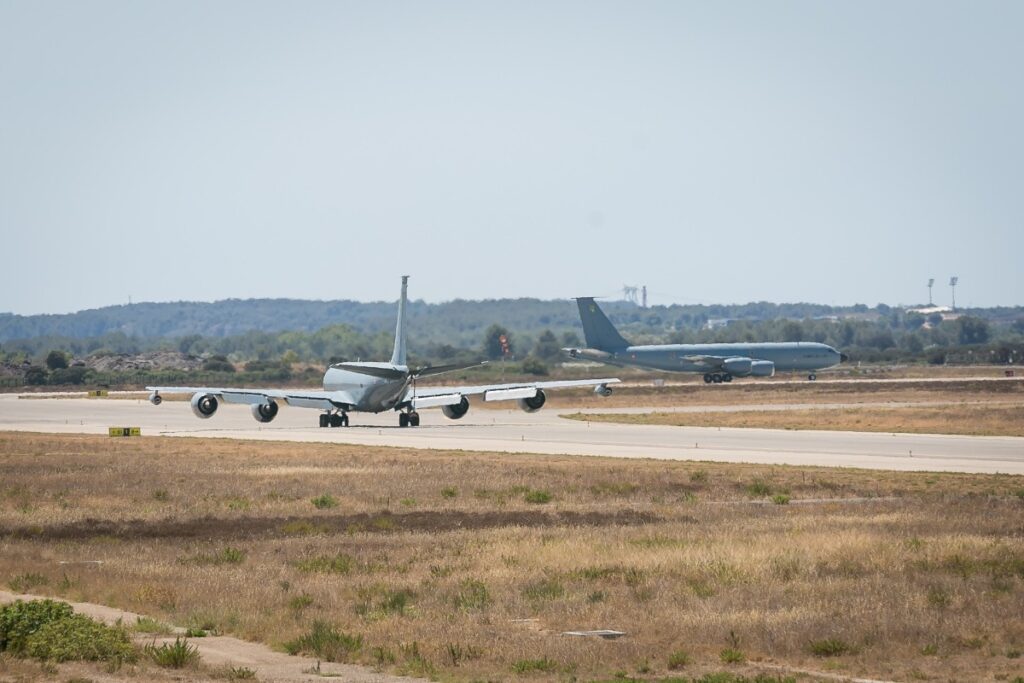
left=746, top=479, right=772, bottom=497
left=224, top=666, right=257, bottom=680
left=719, top=647, right=745, bottom=663
left=144, top=637, right=200, bottom=668
left=772, top=494, right=791, bottom=505
left=523, top=578, right=564, bottom=600
left=0, top=599, right=73, bottom=654
left=311, top=493, right=338, bottom=509
left=690, top=469, right=709, bottom=483
left=25, top=613, right=136, bottom=664
left=511, top=657, right=558, bottom=673
left=289, top=594, right=314, bottom=611
left=524, top=489, right=552, bottom=504
left=283, top=621, right=362, bottom=662
left=186, top=547, right=246, bottom=566
left=133, top=616, right=173, bottom=635
left=296, top=553, right=352, bottom=574
left=667, top=649, right=691, bottom=669
left=441, top=487, right=458, bottom=499
left=809, top=638, right=851, bottom=656
left=453, top=579, right=491, bottom=611
left=8, top=572, right=48, bottom=593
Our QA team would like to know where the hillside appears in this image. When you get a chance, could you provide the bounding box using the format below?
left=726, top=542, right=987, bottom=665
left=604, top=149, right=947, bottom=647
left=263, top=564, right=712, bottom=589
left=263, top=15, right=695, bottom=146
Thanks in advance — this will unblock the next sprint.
left=0, top=298, right=867, bottom=347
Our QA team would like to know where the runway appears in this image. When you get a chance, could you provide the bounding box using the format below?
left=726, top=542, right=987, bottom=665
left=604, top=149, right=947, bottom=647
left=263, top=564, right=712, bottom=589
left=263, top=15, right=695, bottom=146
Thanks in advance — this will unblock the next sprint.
left=1, top=393, right=1021, bottom=474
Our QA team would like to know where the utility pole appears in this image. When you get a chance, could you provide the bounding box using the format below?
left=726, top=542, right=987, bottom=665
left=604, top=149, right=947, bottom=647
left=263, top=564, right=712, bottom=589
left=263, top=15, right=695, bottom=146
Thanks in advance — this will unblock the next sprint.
left=641, top=286, right=648, bottom=308
left=949, top=276, right=958, bottom=311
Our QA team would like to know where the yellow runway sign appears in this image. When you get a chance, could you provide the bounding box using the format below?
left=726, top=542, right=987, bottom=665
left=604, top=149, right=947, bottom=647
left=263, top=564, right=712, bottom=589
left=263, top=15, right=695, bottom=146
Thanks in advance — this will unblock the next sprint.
left=108, top=427, right=141, bottom=437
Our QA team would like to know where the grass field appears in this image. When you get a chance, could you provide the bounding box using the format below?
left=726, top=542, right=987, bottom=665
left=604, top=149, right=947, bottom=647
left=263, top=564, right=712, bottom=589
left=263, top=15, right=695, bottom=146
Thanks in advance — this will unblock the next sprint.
left=2, top=433, right=1023, bottom=682
left=563, top=402, right=1024, bottom=437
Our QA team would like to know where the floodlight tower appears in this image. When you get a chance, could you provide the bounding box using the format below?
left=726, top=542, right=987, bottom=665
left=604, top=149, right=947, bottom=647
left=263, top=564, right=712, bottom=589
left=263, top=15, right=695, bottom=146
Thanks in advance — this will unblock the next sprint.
left=927, top=278, right=934, bottom=306
left=949, top=276, right=958, bottom=311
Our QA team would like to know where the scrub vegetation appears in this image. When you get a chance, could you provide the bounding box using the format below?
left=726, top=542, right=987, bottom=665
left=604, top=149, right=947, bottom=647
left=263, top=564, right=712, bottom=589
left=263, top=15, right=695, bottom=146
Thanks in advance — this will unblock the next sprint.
left=564, top=401, right=1024, bottom=437
left=1, top=432, right=1023, bottom=682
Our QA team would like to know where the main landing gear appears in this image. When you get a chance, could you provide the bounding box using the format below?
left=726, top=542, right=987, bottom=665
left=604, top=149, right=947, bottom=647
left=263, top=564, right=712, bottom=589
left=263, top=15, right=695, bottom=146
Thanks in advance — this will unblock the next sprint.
left=319, top=412, right=349, bottom=428
left=703, top=373, right=733, bottom=384
left=399, top=411, right=420, bottom=428
left=807, top=373, right=817, bottom=381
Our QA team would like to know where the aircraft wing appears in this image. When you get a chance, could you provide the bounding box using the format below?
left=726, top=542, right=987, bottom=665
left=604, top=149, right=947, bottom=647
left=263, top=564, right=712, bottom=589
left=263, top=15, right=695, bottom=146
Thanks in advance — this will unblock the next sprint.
left=404, top=377, right=620, bottom=407
left=145, top=386, right=357, bottom=411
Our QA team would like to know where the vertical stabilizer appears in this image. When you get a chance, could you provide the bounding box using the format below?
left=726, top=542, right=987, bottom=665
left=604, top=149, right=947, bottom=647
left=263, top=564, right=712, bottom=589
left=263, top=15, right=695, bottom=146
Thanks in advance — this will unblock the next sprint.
left=576, top=297, right=630, bottom=351
left=391, top=276, right=409, bottom=366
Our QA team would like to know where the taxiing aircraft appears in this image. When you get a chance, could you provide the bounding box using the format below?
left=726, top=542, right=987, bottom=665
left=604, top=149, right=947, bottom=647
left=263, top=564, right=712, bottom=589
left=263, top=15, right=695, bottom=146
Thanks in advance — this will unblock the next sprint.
left=147, top=278, right=619, bottom=427
left=564, top=297, right=847, bottom=383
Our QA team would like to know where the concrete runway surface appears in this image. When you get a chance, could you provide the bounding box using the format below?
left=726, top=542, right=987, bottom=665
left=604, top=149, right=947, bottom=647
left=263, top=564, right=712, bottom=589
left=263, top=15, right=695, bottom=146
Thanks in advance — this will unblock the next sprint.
left=1, top=393, right=1021, bottom=474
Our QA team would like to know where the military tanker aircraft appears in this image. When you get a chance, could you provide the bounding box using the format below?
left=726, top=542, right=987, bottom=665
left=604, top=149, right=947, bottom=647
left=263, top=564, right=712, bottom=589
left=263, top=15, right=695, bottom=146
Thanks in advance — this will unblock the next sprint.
left=565, top=297, right=846, bottom=383
left=147, top=277, right=618, bottom=427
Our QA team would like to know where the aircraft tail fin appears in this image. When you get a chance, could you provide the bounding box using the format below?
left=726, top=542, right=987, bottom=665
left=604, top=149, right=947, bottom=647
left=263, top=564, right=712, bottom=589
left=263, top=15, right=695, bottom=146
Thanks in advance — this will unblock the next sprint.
left=390, top=276, right=409, bottom=366
left=575, top=297, right=630, bottom=351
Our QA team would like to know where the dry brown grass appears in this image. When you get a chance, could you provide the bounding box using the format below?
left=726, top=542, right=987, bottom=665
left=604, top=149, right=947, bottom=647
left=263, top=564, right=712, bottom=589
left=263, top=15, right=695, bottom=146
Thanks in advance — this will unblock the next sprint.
left=2, top=432, right=1023, bottom=682
left=564, top=403, right=1024, bottom=437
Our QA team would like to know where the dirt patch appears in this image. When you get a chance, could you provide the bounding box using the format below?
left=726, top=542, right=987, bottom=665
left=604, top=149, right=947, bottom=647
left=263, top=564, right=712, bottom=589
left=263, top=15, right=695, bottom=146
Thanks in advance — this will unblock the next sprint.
left=1, top=508, right=660, bottom=542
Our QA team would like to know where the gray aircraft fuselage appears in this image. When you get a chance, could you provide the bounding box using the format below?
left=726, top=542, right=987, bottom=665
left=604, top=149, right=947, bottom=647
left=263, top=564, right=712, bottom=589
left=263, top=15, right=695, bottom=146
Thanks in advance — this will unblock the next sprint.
left=576, top=342, right=842, bottom=373
left=567, top=297, right=846, bottom=379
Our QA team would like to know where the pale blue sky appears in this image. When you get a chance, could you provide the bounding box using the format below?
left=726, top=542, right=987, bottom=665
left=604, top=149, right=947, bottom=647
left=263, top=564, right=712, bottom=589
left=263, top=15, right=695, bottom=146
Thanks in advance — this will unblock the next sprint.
left=2, top=1, right=1021, bottom=314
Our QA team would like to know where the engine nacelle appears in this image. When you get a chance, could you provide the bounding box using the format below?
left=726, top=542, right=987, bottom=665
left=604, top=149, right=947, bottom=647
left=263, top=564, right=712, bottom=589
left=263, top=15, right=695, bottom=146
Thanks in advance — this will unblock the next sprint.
left=441, top=396, right=470, bottom=420
left=251, top=400, right=279, bottom=423
left=517, top=389, right=546, bottom=413
left=594, top=383, right=613, bottom=397
left=148, top=391, right=162, bottom=406
left=722, top=357, right=753, bottom=375
left=750, top=360, right=775, bottom=377
left=190, top=393, right=219, bottom=419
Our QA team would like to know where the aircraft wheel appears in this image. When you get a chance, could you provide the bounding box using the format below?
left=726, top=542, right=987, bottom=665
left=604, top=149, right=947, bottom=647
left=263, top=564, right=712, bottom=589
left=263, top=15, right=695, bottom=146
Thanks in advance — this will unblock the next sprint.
left=723, top=373, right=733, bottom=383
left=712, top=374, right=722, bottom=383
left=409, top=412, right=420, bottom=427
left=703, top=373, right=713, bottom=384
left=329, top=413, right=345, bottom=428
left=319, top=414, right=329, bottom=428
left=399, top=412, right=409, bottom=428
left=808, top=373, right=817, bottom=381
left=342, top=414, right=349, bottom=427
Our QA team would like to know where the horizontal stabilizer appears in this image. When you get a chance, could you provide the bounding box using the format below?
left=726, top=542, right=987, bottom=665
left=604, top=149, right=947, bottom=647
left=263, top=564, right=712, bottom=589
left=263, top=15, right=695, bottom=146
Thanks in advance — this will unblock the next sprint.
left=413, top=361, right=487, bottom=378
left=330, top=362, right=408, bottom=380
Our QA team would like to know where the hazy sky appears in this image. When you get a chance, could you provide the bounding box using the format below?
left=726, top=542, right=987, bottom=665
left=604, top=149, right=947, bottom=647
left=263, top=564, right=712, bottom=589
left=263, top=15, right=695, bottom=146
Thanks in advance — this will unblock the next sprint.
left=2, top=1, right=1021, bottom=314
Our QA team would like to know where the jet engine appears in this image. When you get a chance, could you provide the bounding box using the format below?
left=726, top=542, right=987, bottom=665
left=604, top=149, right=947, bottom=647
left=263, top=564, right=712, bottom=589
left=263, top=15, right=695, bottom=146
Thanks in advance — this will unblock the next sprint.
left=517, top=389, right=546, bottom=413
left=251, top=400, right=279, bottom=423
left=722, top=357, right=753, bottom=375
left=594, top=383, right=613, bottom=397
left=750, top=360, right=775, bottom=377
left=190, top=393, right=219, bottom=419
left=148, top=391, right=162, bottom=406
left=441, top=396, right=470, bottom=420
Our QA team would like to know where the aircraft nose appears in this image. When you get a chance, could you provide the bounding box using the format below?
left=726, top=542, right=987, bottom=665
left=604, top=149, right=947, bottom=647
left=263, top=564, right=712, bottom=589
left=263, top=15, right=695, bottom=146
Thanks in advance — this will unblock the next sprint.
left=839, top=352, right=849, bottom=363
